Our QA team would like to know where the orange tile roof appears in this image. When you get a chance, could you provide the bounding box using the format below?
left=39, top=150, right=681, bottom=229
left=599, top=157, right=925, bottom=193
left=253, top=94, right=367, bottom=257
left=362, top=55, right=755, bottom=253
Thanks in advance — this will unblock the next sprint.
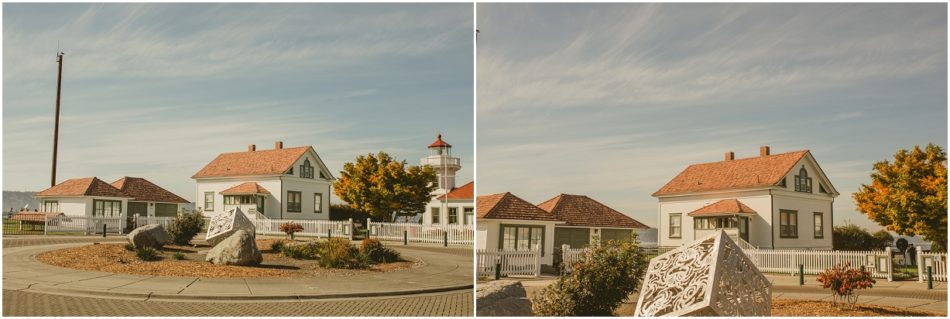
left=653, top=150, right=809, bottom=196
left=537, top=194, right=649, bottom=229
left=477, top=192, right=561, bottom=221
left=112, top=177, right=189, bottom=204
left=10, top=211, right=66, bottom=221
left=36, top=177, right=131, bottom=198
left=220, top=182, right=271, bottom=195
left=687, top=199, right=757, bottom=216
left=437, top=181, right=473, bottom=201
left=428, top=134, right=452, bottom=148
left=192, top=146, right=311, bottom=178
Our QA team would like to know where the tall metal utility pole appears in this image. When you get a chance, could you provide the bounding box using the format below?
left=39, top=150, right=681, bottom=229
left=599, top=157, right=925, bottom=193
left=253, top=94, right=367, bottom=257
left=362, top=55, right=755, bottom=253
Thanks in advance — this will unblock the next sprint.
left=51, top=51, right=64, bottom=187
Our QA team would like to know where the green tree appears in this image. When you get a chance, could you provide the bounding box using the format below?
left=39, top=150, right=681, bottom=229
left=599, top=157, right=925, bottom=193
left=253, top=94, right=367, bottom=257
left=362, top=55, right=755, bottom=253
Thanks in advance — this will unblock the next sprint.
left=871, top=230, right=894, bottom=250
left=333, top=152, right=437, bottom=222
left=531, top=236, right=647, bottom=316
left=832, top=224, right=875, bottom=251
left=853, top=143, right=948, bottom=251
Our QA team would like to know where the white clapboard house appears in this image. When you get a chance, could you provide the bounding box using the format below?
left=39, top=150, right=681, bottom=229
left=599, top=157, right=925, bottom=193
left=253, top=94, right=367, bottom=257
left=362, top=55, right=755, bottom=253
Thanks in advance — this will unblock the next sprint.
left=192, top=141, right=334, bottom=220
left=35, top=176, right=187, bottom=218
left=653, top=146, right=838, bottom=250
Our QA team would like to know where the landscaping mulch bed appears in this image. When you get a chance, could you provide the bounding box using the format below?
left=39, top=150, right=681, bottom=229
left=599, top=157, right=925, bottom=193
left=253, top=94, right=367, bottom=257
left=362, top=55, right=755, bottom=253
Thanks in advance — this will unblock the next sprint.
left=770, top=299, right=943, bottom=317
left=35, top=239, right=415, bottom=278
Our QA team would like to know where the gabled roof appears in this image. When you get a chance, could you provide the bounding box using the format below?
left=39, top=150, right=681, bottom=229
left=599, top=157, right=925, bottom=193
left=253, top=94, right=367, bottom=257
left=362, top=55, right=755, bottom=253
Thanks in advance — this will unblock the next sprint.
left=537, top=194, right=649, bottom=229
left=437, top=181, right=474, bottom=201
left=428, top=134, right=452, bottom=148
left=36, top=177, right=131, bottom=198
left=112, top=177, right=189, bottom=204
left=687, top=199, right=757, bottom=216
left=192, top=146, right=313, bottom=178
left=220, top=182, right=271, bottom=195
left=477, top=192, right=561, bottom=222
left=653, top=150, right=810, bottom=196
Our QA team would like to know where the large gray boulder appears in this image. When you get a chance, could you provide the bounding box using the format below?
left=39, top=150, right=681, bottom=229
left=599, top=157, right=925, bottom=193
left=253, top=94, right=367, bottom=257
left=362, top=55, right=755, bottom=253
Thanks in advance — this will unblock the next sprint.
left=476, top=280, right=533, bottom=316
left=128, top=224, right=168, bottom=249
left=205, top=208, right=256, bottom=246
left=205, top=230, right=262, bottom=266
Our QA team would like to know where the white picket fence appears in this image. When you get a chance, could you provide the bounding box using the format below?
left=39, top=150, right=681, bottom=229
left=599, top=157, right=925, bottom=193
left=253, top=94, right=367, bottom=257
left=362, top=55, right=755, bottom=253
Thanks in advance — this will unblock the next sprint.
left=133, top=216, right=177, bottom=230
left=44, top=216, right=125, bottom=234
left=366, top=221, right=473, bottom=245
left=254, top=218, right=353, bottom=239
left=918, top=248, right=948, bottom=282
left=560, top=245, right=586, bottom=270
left=742, top=248, right=893, bottom=280
left=477, top=248, right=541, bottom=278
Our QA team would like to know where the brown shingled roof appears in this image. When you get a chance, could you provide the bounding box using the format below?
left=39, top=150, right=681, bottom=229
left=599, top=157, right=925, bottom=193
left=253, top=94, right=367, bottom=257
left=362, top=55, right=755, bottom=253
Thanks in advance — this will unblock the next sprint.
left=192, top=146, right=311, bottom=178
left=653, top=150, right=809, bottom=196
left=437, top=181, right=473, bottom=201
left=36, top=177, right=131, bottom=198
left=477, top=192, right=561, bottom=222
left=220, top=182, right=271, bottom=195
left=687, top=199, right=757, bottom=216
left=537, top=194, right=649, bottom=229
left=111, top=177, right=189, bottom=204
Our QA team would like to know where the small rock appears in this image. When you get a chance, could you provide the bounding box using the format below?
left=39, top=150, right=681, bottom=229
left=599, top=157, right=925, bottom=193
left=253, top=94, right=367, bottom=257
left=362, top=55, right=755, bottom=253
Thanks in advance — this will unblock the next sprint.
left=476, top=280, right=533, bottom=316
left=205, top=230, right=262, bottom=266
left=127, top=224, right=168, bottom=249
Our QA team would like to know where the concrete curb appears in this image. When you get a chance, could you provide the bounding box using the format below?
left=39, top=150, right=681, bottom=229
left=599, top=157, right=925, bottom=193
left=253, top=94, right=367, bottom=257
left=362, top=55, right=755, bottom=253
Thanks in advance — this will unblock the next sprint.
left=19, top=283, right=475, bottom=302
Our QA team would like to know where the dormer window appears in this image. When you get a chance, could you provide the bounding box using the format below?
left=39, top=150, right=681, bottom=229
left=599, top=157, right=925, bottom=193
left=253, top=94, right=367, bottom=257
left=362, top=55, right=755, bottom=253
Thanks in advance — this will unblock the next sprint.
left=795, top=167, right=812, bottom=193
left=300, top=159, right=314, bottom=179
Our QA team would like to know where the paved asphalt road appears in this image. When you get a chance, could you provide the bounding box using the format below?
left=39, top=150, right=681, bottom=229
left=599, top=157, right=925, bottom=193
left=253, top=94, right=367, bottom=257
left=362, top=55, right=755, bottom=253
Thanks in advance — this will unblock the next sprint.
left=2, top=235, right=474, bottom=316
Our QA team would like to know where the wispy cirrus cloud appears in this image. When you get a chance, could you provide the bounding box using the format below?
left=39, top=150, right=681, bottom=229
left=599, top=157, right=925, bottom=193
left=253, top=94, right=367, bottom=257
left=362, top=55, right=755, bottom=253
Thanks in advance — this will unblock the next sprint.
left=477, top=3, right=947, bottom=229
left=3, top=3, right=474, bottom=202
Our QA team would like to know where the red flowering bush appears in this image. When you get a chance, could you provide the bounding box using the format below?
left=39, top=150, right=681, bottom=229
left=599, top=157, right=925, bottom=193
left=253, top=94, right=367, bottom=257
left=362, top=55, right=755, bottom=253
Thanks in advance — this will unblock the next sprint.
left=816, top=262, right=876, bottom=308
left=279, top=222, right=304, bottom=238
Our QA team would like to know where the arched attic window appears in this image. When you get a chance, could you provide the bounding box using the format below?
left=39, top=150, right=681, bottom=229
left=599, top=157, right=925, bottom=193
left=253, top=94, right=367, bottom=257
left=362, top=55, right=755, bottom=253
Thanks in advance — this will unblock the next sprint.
left=300, top=159, right=314, bottom=179
left=795, top=166, right=812, bottom=193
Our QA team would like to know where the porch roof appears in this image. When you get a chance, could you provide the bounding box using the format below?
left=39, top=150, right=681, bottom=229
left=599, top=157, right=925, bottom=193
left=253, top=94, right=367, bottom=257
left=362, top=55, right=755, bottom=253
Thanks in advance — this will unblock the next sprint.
left=687, top=199, right=757, bottom=217
left=220, top=182, right=271, bottom=195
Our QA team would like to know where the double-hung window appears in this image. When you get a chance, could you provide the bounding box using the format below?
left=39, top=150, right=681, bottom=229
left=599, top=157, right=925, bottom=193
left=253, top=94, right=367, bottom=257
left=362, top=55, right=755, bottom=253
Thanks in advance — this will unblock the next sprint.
left=813, top=212, right=824, bottom=238
left=669, top=213, right=682, bottom=238
left=500, top=224, right=545, bottom=256
left=780, top=210, right=798, bottom=238
left=314, top=193, right=322, bottom=213
left=204, top=192, right=215, bottom=211
left=431, top=207, right=440, bottom=224
left=448, top=207, right=458, bottom=224
left=93, top=200, right=122, bottom=217
left=287, top=191, right=302, bottom=212
left=43, top=200, right=59, bottom=212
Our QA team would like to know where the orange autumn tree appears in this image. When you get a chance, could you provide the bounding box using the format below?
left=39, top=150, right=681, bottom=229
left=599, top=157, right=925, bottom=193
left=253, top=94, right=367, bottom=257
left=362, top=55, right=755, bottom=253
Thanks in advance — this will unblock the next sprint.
left=853, top=143, right=947, bottom=251
left=334, top=152, right=437, bottom=222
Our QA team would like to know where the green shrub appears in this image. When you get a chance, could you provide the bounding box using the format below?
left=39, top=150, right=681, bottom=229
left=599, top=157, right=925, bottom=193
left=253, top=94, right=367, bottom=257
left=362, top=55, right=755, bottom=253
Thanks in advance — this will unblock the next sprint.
left=167, top=212, right=205, bottom=245
left=124, top=243, right=135, bottom=251
left=136, top=247, right=160, bottom=261
left=172, top=251, right=186, bottom=260
left=532, top=237, right=647, bottom=316
left=281, top=242, right=320, bottom=259
left=270, top=240, right=286, bottom=252
left=360, top=238, right=401, bottom=263
left=319, top=238, right=367, bottom=269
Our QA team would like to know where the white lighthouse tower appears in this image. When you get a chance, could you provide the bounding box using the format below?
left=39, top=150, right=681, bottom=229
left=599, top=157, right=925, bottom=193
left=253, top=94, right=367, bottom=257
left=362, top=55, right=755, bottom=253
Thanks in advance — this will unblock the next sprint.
left=421, top=134, right=461, bottom=196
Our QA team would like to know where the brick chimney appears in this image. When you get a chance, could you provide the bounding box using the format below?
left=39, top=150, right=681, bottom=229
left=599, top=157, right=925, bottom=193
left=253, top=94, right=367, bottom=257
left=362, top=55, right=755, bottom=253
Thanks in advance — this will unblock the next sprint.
left=275, top=141, right=284, bottom=150
left=760, top=146, right=770, bottom=157
left=248, top=144, right=256, bottom=152
left=725, top=151, right=735, bottom=161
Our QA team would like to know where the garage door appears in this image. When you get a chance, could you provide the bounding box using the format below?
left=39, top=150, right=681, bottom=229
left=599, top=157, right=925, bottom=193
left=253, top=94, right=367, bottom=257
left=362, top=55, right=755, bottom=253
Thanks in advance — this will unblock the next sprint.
left=601, top=228, right=633, bottom=242
left=155, top=203, right=178, bottom=217
left=128, top=202, right=148, bottom=217
left=554, top=227, right=590, bottom=249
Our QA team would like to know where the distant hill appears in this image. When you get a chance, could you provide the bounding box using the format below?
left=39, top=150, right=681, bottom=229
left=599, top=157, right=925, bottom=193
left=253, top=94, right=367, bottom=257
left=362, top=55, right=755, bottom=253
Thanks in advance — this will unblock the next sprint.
left=2, top=191, right=39, bottom=214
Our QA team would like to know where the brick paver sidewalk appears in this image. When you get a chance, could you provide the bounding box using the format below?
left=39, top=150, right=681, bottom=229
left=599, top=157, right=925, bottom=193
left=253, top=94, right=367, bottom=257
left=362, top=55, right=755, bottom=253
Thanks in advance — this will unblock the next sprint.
left=3, top=289, right=473, bottom=316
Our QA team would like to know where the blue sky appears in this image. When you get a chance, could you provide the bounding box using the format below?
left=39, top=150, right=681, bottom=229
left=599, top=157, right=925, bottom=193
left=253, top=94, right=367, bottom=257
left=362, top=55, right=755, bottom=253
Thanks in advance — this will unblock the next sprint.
left=2, top=3, right=473, bottom=202
left=477, top=3, right=947, bottom=230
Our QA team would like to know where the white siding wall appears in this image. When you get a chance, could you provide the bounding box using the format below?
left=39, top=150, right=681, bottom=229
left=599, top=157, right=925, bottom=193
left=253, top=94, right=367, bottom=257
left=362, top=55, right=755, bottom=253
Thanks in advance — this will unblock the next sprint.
left=771, top=193, right=834, bottom=249
left=425, top=199, right=474, bottom=226
left=281, top=177, right=331, bottom=220
left=478, top=219, right=559, bottom=266
left=38, top=197, right=89, bottom=217
left=657, top=190, right=772, bottom=248
left=194, top=177, right=282, bottom=218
